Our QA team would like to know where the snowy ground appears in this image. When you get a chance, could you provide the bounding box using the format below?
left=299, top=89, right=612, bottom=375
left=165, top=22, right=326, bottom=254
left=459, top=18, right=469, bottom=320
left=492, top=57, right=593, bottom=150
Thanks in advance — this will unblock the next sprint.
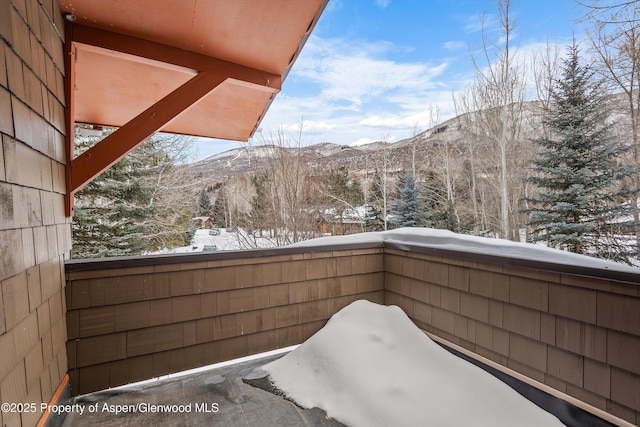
left=249, top=300, right=564, bottom=427
left=150, top=228, right=278, bottom=254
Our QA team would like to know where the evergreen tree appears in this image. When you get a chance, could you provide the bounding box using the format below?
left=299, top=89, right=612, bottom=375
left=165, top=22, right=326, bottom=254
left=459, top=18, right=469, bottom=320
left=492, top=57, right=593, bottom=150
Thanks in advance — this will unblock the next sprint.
left=211, top=185, right=228, bottom=228
left=322, top=166, right=365, bottom=230
left=196, top=189, right=212, bottom=217
left=421, top=170, right=460, bottom=232
left=365, top=169, right=386, bottom=231
left=183, top=219, right=198, bottom=246
left=432, top=202, right=460, bottom=232
left=525, top=42, right=639, bottom=263
left=390, top=172, right=431, bottom=228
left=362, top=203, right=379, bottom=232
left=248, top=173, right=276, bottom=236
left=72, top=135, right=156, bottom=258
left=323, top=166, right=364, bottom=208
left=72, top=131, right=196, bottom=257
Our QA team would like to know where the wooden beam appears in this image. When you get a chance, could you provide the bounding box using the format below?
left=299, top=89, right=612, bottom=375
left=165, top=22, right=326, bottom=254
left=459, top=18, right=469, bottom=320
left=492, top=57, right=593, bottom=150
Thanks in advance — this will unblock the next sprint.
left=64, top=20, right=77, bottom=217
left=71, top=23, right=281, bottom=92
left=70, top=71, right=225, bottom=195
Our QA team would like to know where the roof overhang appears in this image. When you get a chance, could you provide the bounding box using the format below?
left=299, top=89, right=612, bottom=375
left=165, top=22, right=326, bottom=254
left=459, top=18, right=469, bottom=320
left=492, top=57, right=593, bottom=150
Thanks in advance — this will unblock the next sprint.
left=59, top=0, right=326, bottom=139
left=69, top=24, right=282, bottom=140
left=60, top=0, right=328, bottom=216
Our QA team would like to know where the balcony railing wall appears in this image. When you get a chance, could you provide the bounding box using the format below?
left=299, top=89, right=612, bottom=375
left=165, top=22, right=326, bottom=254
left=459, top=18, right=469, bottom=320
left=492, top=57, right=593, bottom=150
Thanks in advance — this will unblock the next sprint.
left=65, top=246, right=384, bottom=395
left=383, top=242, right=640, bottom=425
left=65, top=241, right=640, bottom=425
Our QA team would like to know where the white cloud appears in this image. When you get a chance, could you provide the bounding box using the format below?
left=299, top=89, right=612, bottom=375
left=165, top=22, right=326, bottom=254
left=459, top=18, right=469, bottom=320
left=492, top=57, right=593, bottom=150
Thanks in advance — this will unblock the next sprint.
left=443, top=40, right=466, bottom=51
left=359, top=115, right=403, bottom=127
left=284, top=120, right=336, bottom=132
left=358, top=104, right=454, bottom=131
left=463, top=14, right=487, bottom=33
left=375, top=0, right=391, bottom=8
left=253, top=35, right=462, bottom=146
left=291, top=36, right=450, bottom=111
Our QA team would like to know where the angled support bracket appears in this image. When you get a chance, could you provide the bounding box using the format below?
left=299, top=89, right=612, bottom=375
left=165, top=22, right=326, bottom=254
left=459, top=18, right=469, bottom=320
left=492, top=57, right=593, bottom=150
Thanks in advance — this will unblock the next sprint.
left=65, top=70, right=225, bottom=216
left=70, top=71, right=225, bottom=195
left=63, top=23, right=281, bottom=217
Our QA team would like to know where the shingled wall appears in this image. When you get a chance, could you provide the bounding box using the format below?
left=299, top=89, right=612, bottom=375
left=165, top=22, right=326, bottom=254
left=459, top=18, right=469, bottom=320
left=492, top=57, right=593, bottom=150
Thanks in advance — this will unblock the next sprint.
left=384, top=244, right=640, bottom=425
left=0, top=0, right=70, bottom=426
left=65, top=248, right=385, bottom=395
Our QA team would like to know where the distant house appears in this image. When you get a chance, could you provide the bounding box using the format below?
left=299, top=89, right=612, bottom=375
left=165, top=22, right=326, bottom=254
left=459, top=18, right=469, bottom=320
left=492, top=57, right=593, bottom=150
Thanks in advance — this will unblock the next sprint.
left=308, top=210, right=330, bottom=234
left=319, top=207, right=365, bottom=236
left=193, top=216, right=214, bottom=229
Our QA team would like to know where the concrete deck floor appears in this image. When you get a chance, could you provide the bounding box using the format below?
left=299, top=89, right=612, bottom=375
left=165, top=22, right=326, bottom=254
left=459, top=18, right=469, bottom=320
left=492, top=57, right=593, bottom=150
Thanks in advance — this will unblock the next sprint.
left=59, top=352, right=345, bottom=427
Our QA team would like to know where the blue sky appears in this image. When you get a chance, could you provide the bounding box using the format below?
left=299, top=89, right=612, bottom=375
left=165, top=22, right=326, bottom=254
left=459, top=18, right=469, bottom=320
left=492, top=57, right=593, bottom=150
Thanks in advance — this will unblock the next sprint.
left=194, top=0, right=587, bottom=160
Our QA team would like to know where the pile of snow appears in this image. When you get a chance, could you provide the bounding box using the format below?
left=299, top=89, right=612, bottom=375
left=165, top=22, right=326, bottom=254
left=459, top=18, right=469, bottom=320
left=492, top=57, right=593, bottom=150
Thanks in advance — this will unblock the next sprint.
left=288, top=227, right=639, bottom=274
left=252, top=300, right=562, bottom=427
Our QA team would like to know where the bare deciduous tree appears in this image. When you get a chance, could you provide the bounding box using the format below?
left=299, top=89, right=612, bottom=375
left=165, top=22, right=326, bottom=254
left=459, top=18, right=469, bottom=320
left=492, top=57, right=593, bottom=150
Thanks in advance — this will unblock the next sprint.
left=242, top=123, right=321, bottom=247
left=375, top=137, right=394, bottom=231
left=578, top=0, right=640, bottom=24
left=586, top=2, right=640, bottom=255
left=457, top=0, right=527, bottom=239
left=453, top=96, right=483, bottom=231
left=425, top=105, right=462, bottom=228
left=144, top=135, right=201, bottom=250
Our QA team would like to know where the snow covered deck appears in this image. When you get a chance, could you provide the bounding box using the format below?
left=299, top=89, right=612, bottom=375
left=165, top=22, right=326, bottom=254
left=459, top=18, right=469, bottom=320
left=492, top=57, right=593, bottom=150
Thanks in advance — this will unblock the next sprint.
left=63, top=229, right=640, bottom=425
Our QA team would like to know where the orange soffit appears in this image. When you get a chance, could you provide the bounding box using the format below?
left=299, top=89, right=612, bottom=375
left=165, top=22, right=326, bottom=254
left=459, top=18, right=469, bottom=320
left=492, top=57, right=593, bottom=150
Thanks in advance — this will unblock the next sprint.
left=58, top=0, right=328, bottom=141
